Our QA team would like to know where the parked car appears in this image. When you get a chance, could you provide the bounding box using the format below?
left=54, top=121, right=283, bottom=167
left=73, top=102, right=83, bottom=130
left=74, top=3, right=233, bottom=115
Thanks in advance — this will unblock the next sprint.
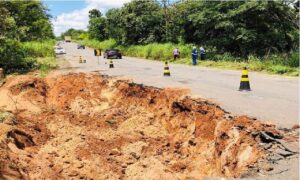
left=77, top=44, right=85, bottom=49
left=54, top=47, right=66, bottom=54
left=104, top=49, right=122, bottom=59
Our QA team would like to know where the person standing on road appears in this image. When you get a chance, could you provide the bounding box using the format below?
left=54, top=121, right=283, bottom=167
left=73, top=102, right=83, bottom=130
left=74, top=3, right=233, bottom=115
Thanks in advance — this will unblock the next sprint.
left=173, top=48, right=180, bottom=61
left=200, top=46, right=206, bottom=60
left=191, top=46, right=198, bottom=65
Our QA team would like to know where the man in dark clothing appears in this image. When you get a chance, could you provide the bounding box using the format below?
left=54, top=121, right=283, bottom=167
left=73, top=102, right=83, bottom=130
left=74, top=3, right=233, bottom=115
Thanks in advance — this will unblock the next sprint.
left=200, top=47, right=206, bottom=60
left=191, top=46, right=198, bottom=65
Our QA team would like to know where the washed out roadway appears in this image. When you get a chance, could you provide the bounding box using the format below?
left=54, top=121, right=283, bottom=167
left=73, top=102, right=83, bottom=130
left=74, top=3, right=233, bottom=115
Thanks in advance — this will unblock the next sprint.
left=59, top=42, right=299, bottom=128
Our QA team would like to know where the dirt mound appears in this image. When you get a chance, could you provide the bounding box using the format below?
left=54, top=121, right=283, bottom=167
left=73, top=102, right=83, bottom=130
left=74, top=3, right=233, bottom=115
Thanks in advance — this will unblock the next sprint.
left=0, top=73, right=298, bottom=179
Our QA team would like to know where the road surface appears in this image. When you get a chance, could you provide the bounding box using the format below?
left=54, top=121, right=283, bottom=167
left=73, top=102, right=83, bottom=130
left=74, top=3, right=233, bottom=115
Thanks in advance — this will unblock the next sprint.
left=59, top=42, right=299, bottom=128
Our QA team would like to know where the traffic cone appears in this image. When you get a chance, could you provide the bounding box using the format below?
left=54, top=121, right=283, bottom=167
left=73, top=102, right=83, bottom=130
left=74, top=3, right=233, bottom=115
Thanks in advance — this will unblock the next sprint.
left=109, top=59, right=114, bottom=68
left=163, top=61, right=171, bottom=76
left=79, top=56, right=83, bottom=63
left=239, top=67, right=251, bottom=91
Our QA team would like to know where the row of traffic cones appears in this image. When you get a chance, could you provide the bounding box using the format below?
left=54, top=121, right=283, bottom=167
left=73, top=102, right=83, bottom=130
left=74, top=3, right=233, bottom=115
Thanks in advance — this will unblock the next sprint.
left=80, top=55, right=114, bottom=69
left=79, top=56, right=86, bottom=63
left=163, top=61, right=251, bottom=91
left=80, top=55, right=251, bottom=91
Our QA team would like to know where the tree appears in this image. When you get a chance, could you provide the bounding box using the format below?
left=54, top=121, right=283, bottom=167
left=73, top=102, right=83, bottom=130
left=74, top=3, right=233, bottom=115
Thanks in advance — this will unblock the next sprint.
left=85, top=0, right=298, bottom=57
left=89, top=9, right=102, bottom=19
left=87, top=9, right=107, bottom=41
left=0, top=7, right=17, bottom=39
left=160, top=1, right=186, bottom=43
left=61, top=28, right=87, bottom=40
left=119, top=0, right=164, bottom=45
left=0, top=0, right=54, bottom=73
left=0, top=1, right=54, bottom=41
left=179, top=1, right=299, bottom=56
left=106, top=8, right=123, bottom=44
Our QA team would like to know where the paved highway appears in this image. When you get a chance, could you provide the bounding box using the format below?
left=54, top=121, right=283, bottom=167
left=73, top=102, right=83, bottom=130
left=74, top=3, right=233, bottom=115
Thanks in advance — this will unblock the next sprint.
left=59, top=42, right=299, bottom=128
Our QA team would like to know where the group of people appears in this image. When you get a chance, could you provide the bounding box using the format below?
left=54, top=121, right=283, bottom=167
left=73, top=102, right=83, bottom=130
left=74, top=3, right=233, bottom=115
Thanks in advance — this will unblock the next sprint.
left=192, top=46, right=206, bottom=65
left=172, top=46, right=206, bottom=65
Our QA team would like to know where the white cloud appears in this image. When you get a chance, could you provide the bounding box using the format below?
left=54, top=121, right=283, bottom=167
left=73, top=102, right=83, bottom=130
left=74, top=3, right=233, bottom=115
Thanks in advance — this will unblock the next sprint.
left=85, top=0, right=131, bottom=9
left=52, top=0, right=130, bottom=36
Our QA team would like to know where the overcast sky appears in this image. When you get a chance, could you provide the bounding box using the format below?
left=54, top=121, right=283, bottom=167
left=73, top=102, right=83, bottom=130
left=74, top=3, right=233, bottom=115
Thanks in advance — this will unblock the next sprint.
left=43, top=0, right=131, bottom=36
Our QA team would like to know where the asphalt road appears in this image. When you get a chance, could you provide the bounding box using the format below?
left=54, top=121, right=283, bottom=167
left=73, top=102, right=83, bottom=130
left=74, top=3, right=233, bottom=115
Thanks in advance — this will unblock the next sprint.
left=59, top=42, right=299, bottom=128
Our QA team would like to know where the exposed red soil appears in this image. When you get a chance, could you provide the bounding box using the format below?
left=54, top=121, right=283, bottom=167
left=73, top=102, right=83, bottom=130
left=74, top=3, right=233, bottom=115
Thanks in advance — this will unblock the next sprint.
left=0, top=73, right=298, bottom=179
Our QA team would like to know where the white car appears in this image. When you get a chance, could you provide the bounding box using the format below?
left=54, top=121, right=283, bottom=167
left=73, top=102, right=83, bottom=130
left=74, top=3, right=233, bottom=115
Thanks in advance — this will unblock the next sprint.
left=54, top=47, right=66, bottom=54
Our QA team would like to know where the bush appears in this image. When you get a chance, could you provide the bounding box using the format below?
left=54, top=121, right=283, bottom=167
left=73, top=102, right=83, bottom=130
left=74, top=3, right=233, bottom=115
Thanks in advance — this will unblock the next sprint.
left=0, top=39, right=36, bottom=73
left=263, top=52, right=299, bottom=68
left=118, top=43, right=192, bottom=61
left=79, top=39, right=117, bottom=51
left=37, top=57, right=57, bottom=77
left=22, top=40, right=55, bottom=57
left=0, top=39, right=56, bottom=74
left=266, top=65, right=295, bottom=74
left=287, top=51, right=299, bottom=67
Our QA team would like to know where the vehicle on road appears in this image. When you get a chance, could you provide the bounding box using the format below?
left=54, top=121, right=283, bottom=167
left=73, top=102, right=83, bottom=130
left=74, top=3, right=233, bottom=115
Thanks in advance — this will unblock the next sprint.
left=54, top=47, right=66, bottom=54
left=104, top=49, right=122, bottom=59
left=54, top=41, right=63, bottom=48
left=64, top=36, right=71, bottom=42
left=77, top=44, right=85, bottom=49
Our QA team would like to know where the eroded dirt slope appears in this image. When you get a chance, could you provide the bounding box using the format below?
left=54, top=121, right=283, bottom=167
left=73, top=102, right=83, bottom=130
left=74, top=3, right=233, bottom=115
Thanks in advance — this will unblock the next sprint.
left=0, top=73, right=298, bottom=179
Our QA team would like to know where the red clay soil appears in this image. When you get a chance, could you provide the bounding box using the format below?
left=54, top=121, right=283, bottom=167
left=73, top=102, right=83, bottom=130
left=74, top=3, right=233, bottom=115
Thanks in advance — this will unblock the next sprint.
left=0, top=73, right=298, bottom=179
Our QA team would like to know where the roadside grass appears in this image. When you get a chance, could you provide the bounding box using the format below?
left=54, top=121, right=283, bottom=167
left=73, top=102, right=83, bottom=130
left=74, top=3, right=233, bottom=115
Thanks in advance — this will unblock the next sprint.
left=78, top=39, right=117, bottom=51
left=22, top=40, right=55, bottom=57
left=37, top=57, right=58, bottom=77
left=78, top=39, right=299, bottom=77
left=21, top=40, right=57, bottom=76
left=173, top=58, right=299, bottom=76
left=117, top=43, right=193, bottom=61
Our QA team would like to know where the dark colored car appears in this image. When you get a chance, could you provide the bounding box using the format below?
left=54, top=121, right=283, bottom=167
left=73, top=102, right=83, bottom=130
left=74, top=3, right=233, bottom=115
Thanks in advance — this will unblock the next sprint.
left=77, top=44, right=85, bottom=49
left=104, top=49, right=122, bottom=59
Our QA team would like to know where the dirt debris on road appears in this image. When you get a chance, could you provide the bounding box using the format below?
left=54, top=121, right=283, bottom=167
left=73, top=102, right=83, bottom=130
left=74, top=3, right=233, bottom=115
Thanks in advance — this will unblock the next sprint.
left=0, top=72, right=298, bottom=179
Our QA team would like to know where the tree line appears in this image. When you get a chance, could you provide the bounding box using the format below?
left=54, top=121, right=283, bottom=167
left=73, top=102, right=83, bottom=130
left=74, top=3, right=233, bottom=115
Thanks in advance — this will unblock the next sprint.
left=64, top=0, right=299, bottom=57
left=0, top=1, right=54, bottom=73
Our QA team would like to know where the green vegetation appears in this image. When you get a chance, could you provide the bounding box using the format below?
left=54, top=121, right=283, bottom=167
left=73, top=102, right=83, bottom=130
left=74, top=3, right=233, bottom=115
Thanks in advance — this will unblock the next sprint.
left=61, top=28, right=88, bottom=41
left=119, top=43, right=192, bottom=60
left=175, top=59, right=299, bottom=76
left=67, top=0, right=299, bottom=76
left=0, top=40, right=56, bottom=75
left=22, top=40, right=56, bottom=58
left=0, top=1, right=55, bottom=74
left=23, top=41, right=57, bottom=76
left=38, top=57, right=57, bottom=77
left=87, top=9, right=107, bottom=41
left=78, top=40, right=299, bottom=76
left=79, top=39, right=117, bottom=51
left=81, top=1, right=299, bottom=55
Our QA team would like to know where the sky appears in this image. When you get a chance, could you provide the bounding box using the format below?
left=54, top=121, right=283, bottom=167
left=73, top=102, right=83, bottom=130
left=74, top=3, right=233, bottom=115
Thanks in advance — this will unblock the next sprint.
left=43, top=0, right=131, bottom=36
